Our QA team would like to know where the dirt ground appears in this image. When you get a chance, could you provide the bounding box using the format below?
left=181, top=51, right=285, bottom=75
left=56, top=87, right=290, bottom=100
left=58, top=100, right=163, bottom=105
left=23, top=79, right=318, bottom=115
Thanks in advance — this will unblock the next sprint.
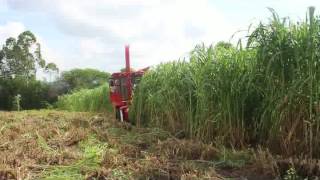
left=0, top=110, right=285, bottom=179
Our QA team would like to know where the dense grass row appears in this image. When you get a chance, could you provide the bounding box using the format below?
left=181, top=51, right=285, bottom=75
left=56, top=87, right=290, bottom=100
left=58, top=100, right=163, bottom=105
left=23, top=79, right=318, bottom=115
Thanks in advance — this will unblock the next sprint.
left=56, top=84, right=112, bottom=112
left=131, top=7, right=320, bottom=158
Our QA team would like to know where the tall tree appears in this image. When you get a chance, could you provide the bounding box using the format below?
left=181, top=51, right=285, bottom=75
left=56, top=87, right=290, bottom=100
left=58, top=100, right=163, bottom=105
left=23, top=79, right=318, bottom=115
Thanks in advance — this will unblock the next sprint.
left=0, top=31, right=58, bottom=79
left=0, top=31, right=59, bottom=110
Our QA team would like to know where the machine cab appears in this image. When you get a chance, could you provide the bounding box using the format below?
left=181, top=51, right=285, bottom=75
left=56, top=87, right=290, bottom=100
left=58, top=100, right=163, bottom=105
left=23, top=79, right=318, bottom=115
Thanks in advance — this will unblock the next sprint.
left=109, top=72, right=143, bottom=106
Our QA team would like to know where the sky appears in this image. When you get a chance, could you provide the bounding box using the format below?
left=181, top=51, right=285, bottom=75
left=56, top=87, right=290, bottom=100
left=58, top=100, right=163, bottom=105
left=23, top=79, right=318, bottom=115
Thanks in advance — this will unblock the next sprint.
left=0, top=0, right=319, bottom=73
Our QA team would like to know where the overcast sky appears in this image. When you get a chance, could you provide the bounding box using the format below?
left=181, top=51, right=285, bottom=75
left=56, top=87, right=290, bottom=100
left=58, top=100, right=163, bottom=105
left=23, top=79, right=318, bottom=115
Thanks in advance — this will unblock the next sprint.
left=0, top=0, right=319, bottom=73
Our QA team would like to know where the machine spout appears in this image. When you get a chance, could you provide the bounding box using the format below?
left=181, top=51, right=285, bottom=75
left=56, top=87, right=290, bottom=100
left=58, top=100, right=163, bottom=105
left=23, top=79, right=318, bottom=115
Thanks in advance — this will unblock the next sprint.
left=125, top=45, right=130, bottom=72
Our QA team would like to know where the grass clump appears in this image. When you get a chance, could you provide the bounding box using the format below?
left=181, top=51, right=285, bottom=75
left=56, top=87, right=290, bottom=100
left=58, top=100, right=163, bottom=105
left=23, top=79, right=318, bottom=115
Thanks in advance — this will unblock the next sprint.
left=56, top=84, right=112, bottom=112
left=130, top=7, right=320, bottom=158
left=41, top=135, right=107, bottom=180
left=215, top=148, right=251, bottom=169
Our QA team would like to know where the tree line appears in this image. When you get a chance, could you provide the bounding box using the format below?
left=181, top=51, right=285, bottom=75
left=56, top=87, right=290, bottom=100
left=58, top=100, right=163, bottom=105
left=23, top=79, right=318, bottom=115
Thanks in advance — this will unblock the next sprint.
left=0, top=31, right=110, bottom=110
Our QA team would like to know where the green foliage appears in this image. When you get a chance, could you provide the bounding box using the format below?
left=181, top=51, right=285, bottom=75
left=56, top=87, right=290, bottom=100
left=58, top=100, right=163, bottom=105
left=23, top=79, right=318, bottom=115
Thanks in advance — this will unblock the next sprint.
left=131, top=7, right=320, bottom=157
left=0, top=30, right=59, bottom=110
left=0, top=77, right=54, bottom=110
left=56, top=84, right=112, bottom=112
left=0, top=30, right=58, bottom=78
left=45, top=63, right=59, bottom=73
left=59, top=68, right=110, bottom=91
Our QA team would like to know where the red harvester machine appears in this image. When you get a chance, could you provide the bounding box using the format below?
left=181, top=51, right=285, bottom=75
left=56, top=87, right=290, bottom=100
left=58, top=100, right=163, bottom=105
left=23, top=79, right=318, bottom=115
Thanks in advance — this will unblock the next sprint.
left=109, top=45, right=148, bottom=121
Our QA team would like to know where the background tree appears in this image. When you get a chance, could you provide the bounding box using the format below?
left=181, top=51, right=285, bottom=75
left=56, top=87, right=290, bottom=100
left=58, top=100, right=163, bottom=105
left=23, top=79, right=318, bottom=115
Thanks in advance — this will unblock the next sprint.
left=59, top=68, right=110, bottom=91
left=0, top=31, right=58, bottom=78
left=0, top=31, right=58, bottom=110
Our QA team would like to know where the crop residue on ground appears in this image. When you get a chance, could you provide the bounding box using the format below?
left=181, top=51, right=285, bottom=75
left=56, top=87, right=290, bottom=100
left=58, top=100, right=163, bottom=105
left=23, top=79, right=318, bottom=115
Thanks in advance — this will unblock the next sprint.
left=0, top=110, right=294, bottom=179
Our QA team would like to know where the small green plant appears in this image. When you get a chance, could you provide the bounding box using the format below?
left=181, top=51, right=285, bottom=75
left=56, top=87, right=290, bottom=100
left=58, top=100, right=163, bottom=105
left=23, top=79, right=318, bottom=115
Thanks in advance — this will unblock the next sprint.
left=12, top=94, right=21, bottom=111
left=283, top=167, right=301, bottom=180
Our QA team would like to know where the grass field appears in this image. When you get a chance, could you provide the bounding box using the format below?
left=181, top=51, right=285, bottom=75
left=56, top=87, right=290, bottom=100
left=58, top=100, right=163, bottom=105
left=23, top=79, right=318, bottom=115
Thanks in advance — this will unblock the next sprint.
left=19, top=8, right=320, bottom=179
left=56, top=85, right=112, bottom=112
left=130, top=7, right=320, bottom=159
left=3, top=7, right=320, bottom=180
left=0, top=110, right=291, bottom=180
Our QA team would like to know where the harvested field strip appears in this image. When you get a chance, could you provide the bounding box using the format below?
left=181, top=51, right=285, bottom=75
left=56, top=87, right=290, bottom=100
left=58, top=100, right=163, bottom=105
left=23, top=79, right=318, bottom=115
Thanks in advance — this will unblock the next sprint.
left=40, top=135, right=107, bottom=180
left=1, top=110, right=315, bottom=179
left=0, top=110, right=95, bottom=179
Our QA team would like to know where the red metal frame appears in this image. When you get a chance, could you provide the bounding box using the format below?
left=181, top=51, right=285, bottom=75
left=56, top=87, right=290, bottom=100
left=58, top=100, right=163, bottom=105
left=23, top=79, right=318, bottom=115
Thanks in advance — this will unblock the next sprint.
left=109, top=45, right=148, bottom=121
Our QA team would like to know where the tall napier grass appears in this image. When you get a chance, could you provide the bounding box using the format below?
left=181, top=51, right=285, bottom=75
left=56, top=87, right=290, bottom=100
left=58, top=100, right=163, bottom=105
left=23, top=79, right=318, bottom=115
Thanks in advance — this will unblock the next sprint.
left=131, top=7, right=320, bottom=158
left=56, top=84, right=112, bottom=112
